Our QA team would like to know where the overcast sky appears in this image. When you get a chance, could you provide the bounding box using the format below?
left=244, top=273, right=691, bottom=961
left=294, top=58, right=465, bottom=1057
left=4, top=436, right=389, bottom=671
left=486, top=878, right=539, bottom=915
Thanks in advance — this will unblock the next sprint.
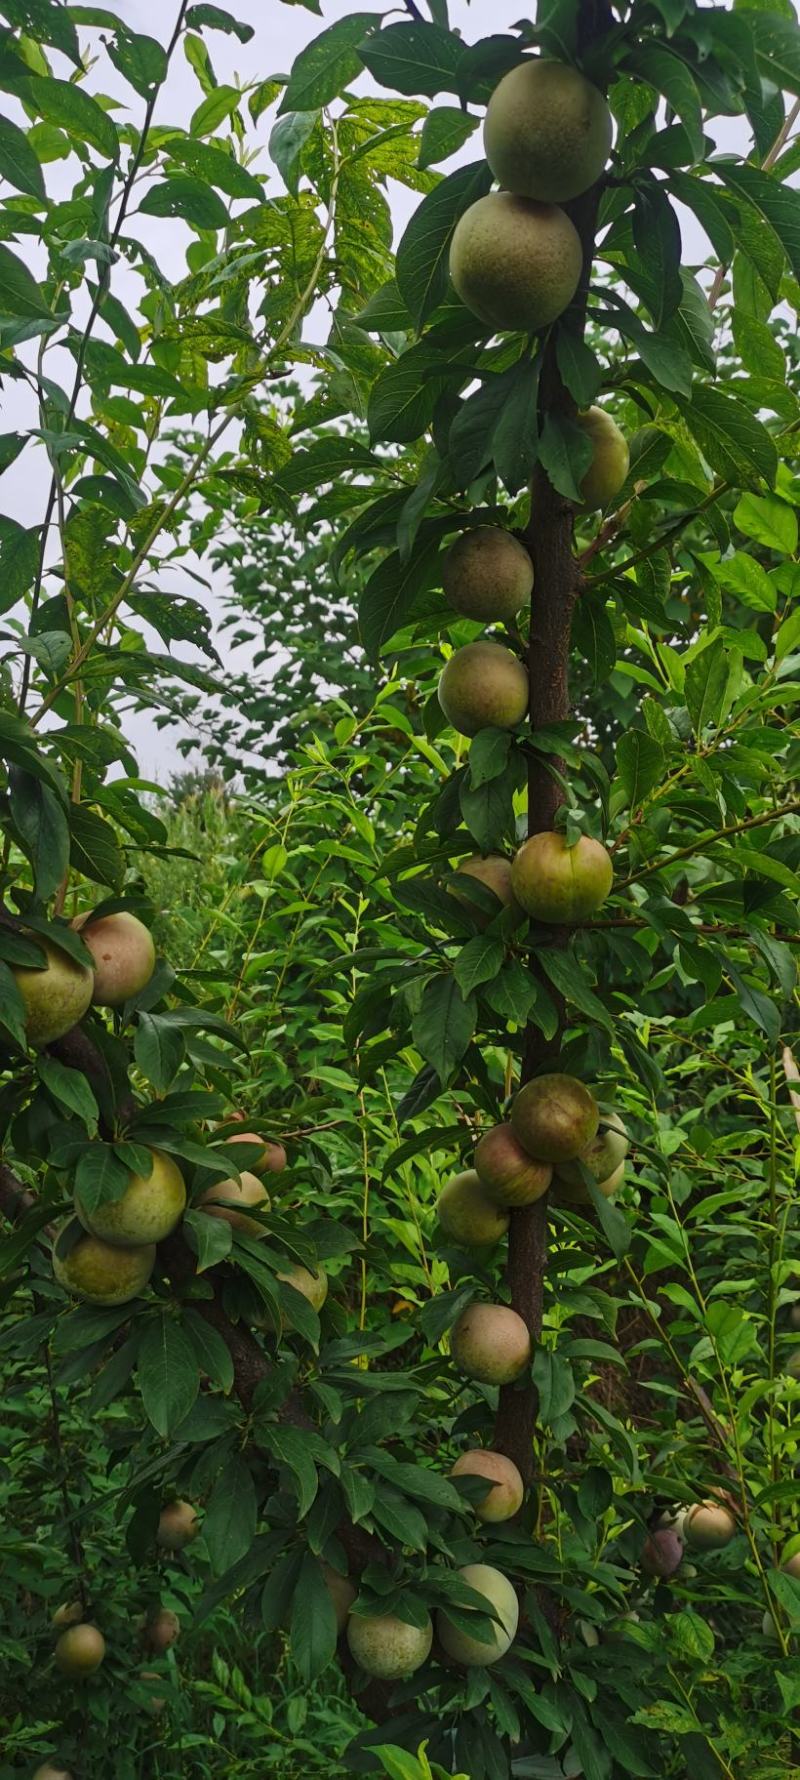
left=6, top=1, right=739, bottom=780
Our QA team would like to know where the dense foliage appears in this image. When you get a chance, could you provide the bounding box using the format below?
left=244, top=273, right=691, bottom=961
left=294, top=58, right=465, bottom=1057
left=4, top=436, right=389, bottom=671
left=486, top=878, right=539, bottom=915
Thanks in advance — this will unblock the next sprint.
left=2, top=1, right=800, bottom=1778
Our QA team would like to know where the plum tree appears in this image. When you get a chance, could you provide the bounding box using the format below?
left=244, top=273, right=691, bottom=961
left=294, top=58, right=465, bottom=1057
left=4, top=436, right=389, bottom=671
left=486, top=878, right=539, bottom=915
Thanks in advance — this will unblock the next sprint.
left=75, top=1147, right=186, bottom=1247
left=473, top=1123, right=552, bottom=1206
left=684, top=1501, right=738, bottom=1549
left=437, top=1565, right=518, bottom=1666
left=450, top=1449, right=525, bottom=1522
left=438, top=640, right=529, bottom=736
left=347, top=1611, right=433, bottom=1679
left=448, top=854, right=521, bottom=928
left=484, top=60, right=613, bottom=203
left=71, top=910, right=156, bottom=1007
left=554, top=1111, right=629, bottom=1193
left=12, top=937, right=93, bottom=1047
left=199, top=1171, right=270, bottom=1234
left=437, top=1170, right=510, bottom=1248
left=143, top=1608, right=180, bottom=1653
left=156, top=1500, right=200, bottom=1552
left=510, top=831, right=613, bottom=923
left=277, top=1261, right=328, bottom=1311
left=449, top=193, right=582, bottom=333
left=575, top=407, right=630, bottom=508
left=441, top=527, right=533, bottom=622
left=54, top=1623, right=105, bottom=1676
left=641, top=1527, right=684, bottom=1579
left=450, top=1302, right=531, bottom=1384
left=321, top=1563, right=356, bottom=1632
left=511, top=1074, right=599, bottom=1164
left=52, top=1217, right=155, bottom=1305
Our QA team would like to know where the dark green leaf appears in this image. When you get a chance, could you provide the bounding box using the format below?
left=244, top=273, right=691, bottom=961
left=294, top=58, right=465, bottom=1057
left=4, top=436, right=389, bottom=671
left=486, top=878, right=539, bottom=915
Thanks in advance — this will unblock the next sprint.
left=411, top=974, right=476, bottom=1084
left=279, top=14, right=376, bottom=113
left=395, top=159, right=491, bottom=328
left=137, top=1316, right=200, bottom=1438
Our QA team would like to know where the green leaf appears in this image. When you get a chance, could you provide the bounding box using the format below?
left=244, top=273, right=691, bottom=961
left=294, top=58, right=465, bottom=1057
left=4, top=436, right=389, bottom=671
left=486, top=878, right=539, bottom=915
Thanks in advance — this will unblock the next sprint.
left=571, top=591, right=616, bottom=685
left=418, top=105, right=478, bottom=170
left=8, top=769, right=69, bottom=900
left=717, top=161, right=800, bottom=285
left=359, top=535, right=441, bottom=659
left=74, top=1144, right=131, bottom=1216
left=182, top=1209, right=233, bottom=1273
left=411, top=974, right=476, bottom=1085
left=134, top=1012, right=185, bottom=1092
left=165, top=136, right=264, bottom=201
left=628, top=44, right=703, bottom=160
left=0, top=518, right=40, bottom=607
left=360, top=22, right=463, bottom=97
left=137, top=1316, right=200, bottom=1438
left=139, top=176, right=228, bottom=230
left=183, top=1310, right=234, bottom=1393
left=290, top=1553, right=339, bottom=1680
left=632, top=183, right=683, bottom=329
left=555, top=327, right=603, bottom=406
left=453, top=934, right=504, bottom=998
left=0, top=244, right=51, bottom=319
left=677, top=387, right=777, bottom=490
left=733, top=491, right=797, bottom=554
left=537, top=948, right=613, bottom=1031
left=68, top=803, right=124, bottom=890
left=279, top=14, right=376, bottom=113
left=538, top=413, right=593, bottom=503
left=203, top=1453, right=257, bottom=1573
left=186, top=4, right=254, bottom=41
left=532, top=1349, right=576, bottom=1425
left=586, top=1178, right=632, bottom=1259
left=190, top=84, right=242, bottom=135
left=261, top=1424, right=319, bottom=1517
left=268, top=110, right=318, bottom=198
left=684, top=639, right=728, bottom=734
left=708, top=550, right=776, bottom=614
left=104, top=27, right=167, bottom=98
left=37, top=1056, right=98, bottom=1126
left=0, top=113, right=45, bottom=196
left=24, top=75, right=119, bottom=159
left=368, top=343, right=460, bottom=445
left=616, top=729, right=665, bottom=809
left=395, top=159, right=491, bottom=328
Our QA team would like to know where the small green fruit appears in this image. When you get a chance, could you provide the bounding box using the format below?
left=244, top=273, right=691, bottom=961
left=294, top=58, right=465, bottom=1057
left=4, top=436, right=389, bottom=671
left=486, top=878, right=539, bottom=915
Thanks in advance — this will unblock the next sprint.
left=474, top=1123, right=552, bottom=1207
left=199, top=1171, right=270, bottom=1235
left=437, top=1171, right=510, bottom=1249
left=451, top=1449, right=525, bottom=1522
left=782, top=1533, right=800, bottom=1577
left=511, top=1074, right=599, bottom=1165
left=33, top=1766, right=73, bottom=1780
left=449, top=854, right=521, bottom=928
left=684, top=1501, right=737, bottom=1550
left=347, top=1610, right=432, bottom=1679
left=484, top=60, right=613, bottom=204
left=450, top=193, right=582, bottom=334
left=450, top=1302, right=531, bottom=1385
left=438, top=640, right=528, bottom=737
left=437, top=1564, right=518, bottom=1666
left=52, top=1217, right=155, bottom=1306
left=442, top=527, right=533, bottom=622
left=321, top=1563, right=356, bottom=1633
left=13, top=936, right=93, bottom=1048
left=72, top=909, right=156, bottom=1007
left=143, top=1608, right=180, bottom=1653
left=76, top=1147, right=186, bottom=1248
left=555, top=1111, right=628, bottom=1191
left=54, top=1622, right=105, bottom=1676
left=510, top=831, right=612, bottom=923
left=278, top=1262, right=328, bottom=1312
left=576, top=407, right=629, bottom=509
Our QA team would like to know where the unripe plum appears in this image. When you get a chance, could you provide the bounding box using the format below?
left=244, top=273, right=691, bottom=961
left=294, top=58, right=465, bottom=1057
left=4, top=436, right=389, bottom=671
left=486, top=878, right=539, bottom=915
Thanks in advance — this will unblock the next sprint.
left=72, top=909, right=155, bottom=1007
left=450, top=1302, right=531, bottom=1385
left=641, top=1527, right=684, bottom=1579
left=321, top=1563, right=356, bottom=1633
left=450, top=193, right=582, bottom=334
left=156, top=1500, right=199, bottom=1552
left=451, top=1449, right=525, bottom=1522
left=510, top=831, right=613, bottom=924
left=555, top=1111, right=629, bottom=1193
left=199, top=1171, right=270, bottom=1235
left=684, top=1501, right=737, bottom=1550
left=449, top=854, right=521, bottom=928
left=76, top=1147, right=186, bottom=1248
left=442, top=527, right=533, bottom=622
left=54, top=1622, right=105, bottom=1676
left=474, top=1123, right=552, bottom=1207
left=143, top=1608, right=180, bottom=1653
left=511, top=1074, right=599, bottom=1165
left=576, top=407, right=629, bottom=509
left=13, top=936, right=93, bottom=1047
left=52, top=1217, right=155, bottom=1306
left=484, top=60, right=613, bottom=204
left=347, top=1610, right=433, bottom=1679
left=278, top=1262, right=328, bottom=1312
left=437, top=1170, right=510, bottom=1249
left=438, top=640, right=528, bottom=737
left=437, top=1564, right=518, bottom=1666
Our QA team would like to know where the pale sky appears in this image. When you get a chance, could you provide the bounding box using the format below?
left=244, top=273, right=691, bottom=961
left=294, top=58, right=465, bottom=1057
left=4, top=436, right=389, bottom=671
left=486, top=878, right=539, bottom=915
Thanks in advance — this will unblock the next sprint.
left=4, top=1, right=741, bottom=779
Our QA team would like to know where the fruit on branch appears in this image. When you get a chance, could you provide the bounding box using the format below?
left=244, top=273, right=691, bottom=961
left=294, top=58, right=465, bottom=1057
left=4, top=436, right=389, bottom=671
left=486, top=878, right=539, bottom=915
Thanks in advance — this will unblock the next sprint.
left=789, top=1303, right=800, bottom=1330
left=484, top=60, right=613, bottom=204
left=761, top=1610, right=781, bottom=1643
left=448, top=854, right=522, bottom=928
left=156, top=1500, right=200, bottom=1551
left=473, top=1123, right=552, bottom=1207
left=54, top=1623, right=105, bottom=1675
left=438, top=640, right=529, bottom=737
left=442, top=527, right=533, bottom=622
left=451, top=1449, right=525, bottom=1522
left=277, top=1261, right=328, bottom=1311
left=347, top=1610, right=433, bottom=1680
left=437, top=1170, right=510, bottom=1249
left=450, top=1302, right=531, bottom=1384
left=75, top=1147, right=186, bottom=1247
left=199, top=1171, right=270, bottom=1234
left=51, top=1601, right=83, bottom=1628
left=784, top=1349, right=800, bottom=1378
left=143, top=1608, right=180, bottom=1653
left=511, top=1074, right=599, bottom=1165
left=554, top=1111, right=628, bottom=1191
left=321, top=1563, right=356, bottom=1633
left=437, top=1564, right=518, bottom=1666
left=12, top=936, right=93, bottom=1047
left=33, top=1767, right=73, bottom=1780
left=225, top=1113, right=287, bottom=1174
left=575, top=406, right=629, bottom=509
left=510, top=831, right=613, bottom=923
left=140, top=1670, right=167, bottom=1715
left=683, top=1500, right=737, bottom=1550
left=450, top=192, right=582, bottom=333
left=52, top=1217, right=155, bottom=1305
left=71, top=910, right=155, bottom=1007
left=641, top=1527, right=684, bottom=1579
left=554, top=1160, right=625, bottom=1205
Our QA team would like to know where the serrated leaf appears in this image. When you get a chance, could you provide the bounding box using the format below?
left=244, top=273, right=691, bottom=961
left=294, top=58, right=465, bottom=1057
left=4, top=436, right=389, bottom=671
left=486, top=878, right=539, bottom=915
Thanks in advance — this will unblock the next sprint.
left=137, top=1316, right=199, bottom=1438
left=279, top=13, right=376, bottom=113
left=453, top=934, right=504, bottom=997
left=359, top=21, right=463, bottom=97
left=684, top=639, right=727, bottom=734
left=615, top=729, right=665, bottom=809
left=37, top=1055, right=98, bottom=1126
